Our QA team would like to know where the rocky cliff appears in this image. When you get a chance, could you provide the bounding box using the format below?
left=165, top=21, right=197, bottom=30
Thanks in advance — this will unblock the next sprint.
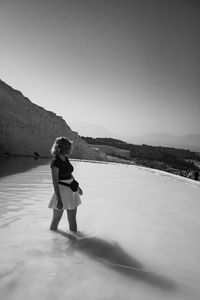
left=0, top=79, right=106, bottom=160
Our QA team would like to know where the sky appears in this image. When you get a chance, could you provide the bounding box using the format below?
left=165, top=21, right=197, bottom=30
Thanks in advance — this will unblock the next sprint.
left=0, top=0, right=199, bottom=138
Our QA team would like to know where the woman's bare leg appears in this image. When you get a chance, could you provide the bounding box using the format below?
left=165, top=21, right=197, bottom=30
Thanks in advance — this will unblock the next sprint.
left=50, top=209, right=64, bottom=230
left=67, top=208, right=77, bottom=232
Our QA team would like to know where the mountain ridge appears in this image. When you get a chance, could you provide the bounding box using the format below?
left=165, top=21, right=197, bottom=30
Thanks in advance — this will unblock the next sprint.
left=67, top=122, right=200, bottom=152
left=0, top=79, right=106, bottom=160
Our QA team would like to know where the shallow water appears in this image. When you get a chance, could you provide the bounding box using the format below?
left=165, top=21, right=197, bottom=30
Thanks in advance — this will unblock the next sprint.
left=0, top=157, right=200, bottom=300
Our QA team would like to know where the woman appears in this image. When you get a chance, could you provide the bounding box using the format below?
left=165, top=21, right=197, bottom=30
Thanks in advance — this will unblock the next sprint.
left=48, top=137, right=82, bottom=232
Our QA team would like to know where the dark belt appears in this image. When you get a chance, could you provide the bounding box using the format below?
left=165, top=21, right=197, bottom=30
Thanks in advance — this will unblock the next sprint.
left=59, top=179, right=79, bottom=192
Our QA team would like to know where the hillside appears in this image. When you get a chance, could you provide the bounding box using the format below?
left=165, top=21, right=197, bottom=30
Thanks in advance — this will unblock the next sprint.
left=0, top=79, right=106, bottom=160
left=91, top=144, right=131, bottom=160
left=82, top=136, right=200, bottom=178
left=130, top=133, right=200, bottom=152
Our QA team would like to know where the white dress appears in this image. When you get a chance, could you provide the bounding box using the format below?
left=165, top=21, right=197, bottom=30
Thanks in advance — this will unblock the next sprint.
left=48, top=178, right=81, bottom=210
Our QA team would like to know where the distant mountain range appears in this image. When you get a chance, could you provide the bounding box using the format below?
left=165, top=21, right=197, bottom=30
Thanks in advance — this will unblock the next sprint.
left=69, top=121, right=117, bottom=139
left=69, top=122, right=200, bottom=152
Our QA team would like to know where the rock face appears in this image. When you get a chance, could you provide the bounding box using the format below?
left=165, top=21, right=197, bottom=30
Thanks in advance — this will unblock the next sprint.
left=0, top=79, right=106, bottom=160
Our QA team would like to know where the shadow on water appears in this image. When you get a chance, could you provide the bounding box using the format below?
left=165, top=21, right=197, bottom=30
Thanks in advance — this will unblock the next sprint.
left=0, top=156, right=50, bottom=178
left=56, top=230, right=177, bottom=292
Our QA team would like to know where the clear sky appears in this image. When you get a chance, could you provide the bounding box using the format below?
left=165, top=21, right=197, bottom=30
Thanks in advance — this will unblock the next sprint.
left=0, top=0, right=199, bottom=137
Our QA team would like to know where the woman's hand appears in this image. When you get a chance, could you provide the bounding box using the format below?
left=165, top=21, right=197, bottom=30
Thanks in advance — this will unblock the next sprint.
left=56, top=200, right=63, bottom=210
left=78, top=187, right=83, bottom=196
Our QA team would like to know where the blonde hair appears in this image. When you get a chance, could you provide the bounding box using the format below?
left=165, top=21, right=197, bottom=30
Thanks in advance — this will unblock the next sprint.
left=51, top=137, right=73, bottom=156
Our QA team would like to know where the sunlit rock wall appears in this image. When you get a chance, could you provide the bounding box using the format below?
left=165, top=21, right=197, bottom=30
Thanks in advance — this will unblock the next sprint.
left=0, top=79, right=106, bottom=160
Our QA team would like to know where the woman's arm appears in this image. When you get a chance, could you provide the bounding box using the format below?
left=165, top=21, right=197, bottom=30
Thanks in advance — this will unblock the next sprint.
left=51, top=166, right=63, bottom=209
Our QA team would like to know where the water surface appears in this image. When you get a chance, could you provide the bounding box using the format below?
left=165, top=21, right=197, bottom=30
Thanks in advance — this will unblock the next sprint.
left=0, top=158, right=200, bottom=300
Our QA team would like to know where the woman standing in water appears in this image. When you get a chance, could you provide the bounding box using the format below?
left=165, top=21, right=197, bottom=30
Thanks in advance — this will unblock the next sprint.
left=48, top=137, right=82, bottom=232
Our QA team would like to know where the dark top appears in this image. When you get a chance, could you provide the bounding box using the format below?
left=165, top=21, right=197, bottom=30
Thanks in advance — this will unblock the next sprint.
left=50, top=156, right=74, bottom=180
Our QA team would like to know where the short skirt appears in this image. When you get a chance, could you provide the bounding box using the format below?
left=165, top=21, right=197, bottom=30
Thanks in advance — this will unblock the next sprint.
left=48, top=178, right=81, bottom=210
